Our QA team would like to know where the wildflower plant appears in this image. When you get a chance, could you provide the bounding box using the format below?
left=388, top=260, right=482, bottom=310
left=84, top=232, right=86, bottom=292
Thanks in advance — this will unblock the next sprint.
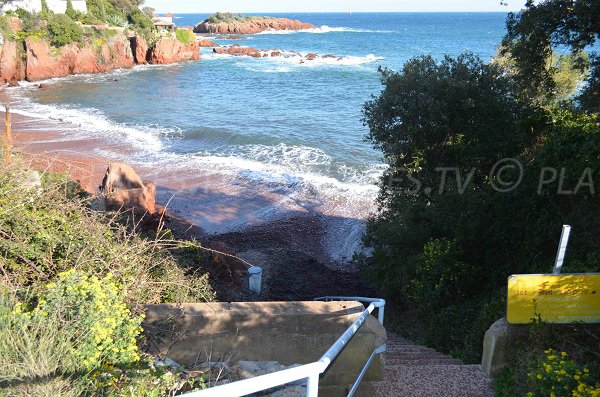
left=38, top=270, right=144, bottom=369
left=527, top=348, right=600, bottom=397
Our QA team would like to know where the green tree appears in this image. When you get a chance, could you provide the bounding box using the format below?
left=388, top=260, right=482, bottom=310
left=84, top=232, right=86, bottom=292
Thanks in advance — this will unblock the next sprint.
left=142, top=6, right=154, bottom=17
left=47, top=13, right=83, bottom=46
left=127, top=7, right=154, bottom=30
left=65, top=0, right=78, bottom=20
left=502, top=0, right=600, bottom=111
left=40, top=0, right=50, bottom=18
left=361, top=52, right=600, bottom=360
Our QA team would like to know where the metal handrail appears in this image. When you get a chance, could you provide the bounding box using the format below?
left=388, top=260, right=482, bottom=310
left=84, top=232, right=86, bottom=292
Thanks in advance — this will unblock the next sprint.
left=183, top=297, right=386, bottom=397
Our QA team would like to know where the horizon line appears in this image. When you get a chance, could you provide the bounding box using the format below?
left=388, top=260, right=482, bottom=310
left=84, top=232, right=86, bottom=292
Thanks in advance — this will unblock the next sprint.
left=154, top=10, right=518, bottom=14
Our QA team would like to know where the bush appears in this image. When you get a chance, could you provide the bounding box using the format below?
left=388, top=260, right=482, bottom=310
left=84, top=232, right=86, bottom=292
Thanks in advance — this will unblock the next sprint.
left=127, top=8, right=154, bottom=30
left=361, top=52, right=600, bottom=362
left=176, top=28, right=195, bottom=45
left=46, top=13, right=83, bottom=46
left=527, top=349, right=599, bottom=397
left=106, top=14, right=128, bottom=27
left=39, top=270, right=143, bottom=369
left=0, top=164, right=215, bottom=305
left=1, top=273, right=206, bottom=396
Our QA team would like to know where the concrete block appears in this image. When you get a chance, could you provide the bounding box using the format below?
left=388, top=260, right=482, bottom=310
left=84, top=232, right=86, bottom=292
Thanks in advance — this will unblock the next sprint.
left=481, top=317, right=510, bottom=377
left=143, top=301, right=386, bottom=396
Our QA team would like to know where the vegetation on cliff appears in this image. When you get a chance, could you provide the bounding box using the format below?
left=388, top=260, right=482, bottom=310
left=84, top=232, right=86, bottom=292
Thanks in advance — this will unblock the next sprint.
left=205, top=12, right=271, bottom=24
left=1, top=0, right=157, bottom=49
left=0, top=161, right=215, bottom=395
left=360, top=0, right=599, bottom=394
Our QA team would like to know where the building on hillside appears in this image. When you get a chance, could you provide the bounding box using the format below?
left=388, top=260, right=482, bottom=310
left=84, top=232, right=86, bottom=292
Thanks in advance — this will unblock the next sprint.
left=2, top=0, right=87, bottom=14
left=153, top=16, right=176, bottom=33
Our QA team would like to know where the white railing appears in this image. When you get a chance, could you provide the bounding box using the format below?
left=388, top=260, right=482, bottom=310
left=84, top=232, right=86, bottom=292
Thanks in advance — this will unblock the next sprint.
left=183, top=297, right=386, bottom=397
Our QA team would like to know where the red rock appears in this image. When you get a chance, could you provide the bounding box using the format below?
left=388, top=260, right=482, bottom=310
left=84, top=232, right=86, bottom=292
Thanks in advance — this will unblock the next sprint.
left=0, top=40, right=26, bottom=83
left=213, top=46, right=261, bottom=58
left=148, top=38, right=200, bottom=64
left=99, top=162, right=157, bottom=215
left=193, top=17, right=315, bottom=35
left=305, top=53, right=318, bottom=61
left=130, top=36, right=148, bottom=64
left=6, top=16, right=22, bottom=32
left=197, top=40, right=219, bottom=47
left=25, top=36, right=135, bottom=81
left=270, top=51, right=282, bottom=57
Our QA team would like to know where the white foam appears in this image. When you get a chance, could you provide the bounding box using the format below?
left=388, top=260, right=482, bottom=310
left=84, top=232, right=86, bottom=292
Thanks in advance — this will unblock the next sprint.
left=255, top=25, right=392, bottom=35
left=10, top=98, right=174, bottom=151
left=203, top=50, right=383, bottom=70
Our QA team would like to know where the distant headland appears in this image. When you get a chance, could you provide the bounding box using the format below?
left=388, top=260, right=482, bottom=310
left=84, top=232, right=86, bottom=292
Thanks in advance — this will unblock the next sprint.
left=193, top=12, right=315, bottom=34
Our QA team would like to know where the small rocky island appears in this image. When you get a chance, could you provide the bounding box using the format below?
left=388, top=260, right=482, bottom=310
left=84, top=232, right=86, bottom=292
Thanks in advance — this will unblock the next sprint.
left=193, top=12, right=315, bottom=34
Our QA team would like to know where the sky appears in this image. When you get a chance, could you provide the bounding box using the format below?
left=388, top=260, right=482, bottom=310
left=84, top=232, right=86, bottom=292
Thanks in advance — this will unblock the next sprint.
left=144, top=0, right=524, bottom=14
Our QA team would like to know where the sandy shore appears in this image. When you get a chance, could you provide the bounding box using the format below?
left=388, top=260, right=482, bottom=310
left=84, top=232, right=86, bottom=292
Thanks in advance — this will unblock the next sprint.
left=3, top=107, right=379, bottom=301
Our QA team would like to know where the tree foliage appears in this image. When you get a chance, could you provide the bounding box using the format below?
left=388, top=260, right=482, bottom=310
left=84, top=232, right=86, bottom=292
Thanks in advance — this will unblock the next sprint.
left=502, top=0, right=600, bottom=111
left=362, top=51, right=600, bottom=361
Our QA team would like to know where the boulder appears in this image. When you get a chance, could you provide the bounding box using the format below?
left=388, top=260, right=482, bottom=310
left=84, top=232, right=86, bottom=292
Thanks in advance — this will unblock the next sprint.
left=193, top=17, right=315, bottom=34
left=305, top=53, right=317, bottom=61
left=99, top=162, right=156, bottom=215
left=148, top=38, right=200, bottom=64
left=213, top=46, right=262, bottom=58
left=130, top=36, right=149, bottom=64
left=197, top=40, right=219, bottom=47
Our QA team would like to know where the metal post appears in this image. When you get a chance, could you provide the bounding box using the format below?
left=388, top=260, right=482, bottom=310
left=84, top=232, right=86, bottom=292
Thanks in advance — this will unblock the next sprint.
left=248, top=266, right=263, bottom=294
left=306, top=373, right=319, bottom=397
left=377, top=305, right=385, bottom=325
left=553, top=225, right=571, bottom=275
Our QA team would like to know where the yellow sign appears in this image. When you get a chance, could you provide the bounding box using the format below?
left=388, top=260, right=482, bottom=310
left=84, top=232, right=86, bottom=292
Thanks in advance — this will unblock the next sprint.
left=507, top=274, right=600, bottom=324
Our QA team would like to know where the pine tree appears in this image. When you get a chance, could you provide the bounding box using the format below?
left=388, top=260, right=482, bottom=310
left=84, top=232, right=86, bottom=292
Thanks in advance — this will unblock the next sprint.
left=66, top=0, right=78, bottom=20
left=40, top=0, right=50, bottom=15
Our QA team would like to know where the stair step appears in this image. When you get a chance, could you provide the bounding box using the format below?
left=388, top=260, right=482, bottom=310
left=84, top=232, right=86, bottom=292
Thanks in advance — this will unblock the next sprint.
left=385, top=357, right=463, bottom=366
left=356, top=365, right=494, bottom=397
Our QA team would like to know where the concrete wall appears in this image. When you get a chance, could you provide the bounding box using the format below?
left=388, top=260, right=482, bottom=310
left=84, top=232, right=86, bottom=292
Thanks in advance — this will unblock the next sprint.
left=143, top=301, right=387, bottom=397
left=4, top=0, right=87, bottom=14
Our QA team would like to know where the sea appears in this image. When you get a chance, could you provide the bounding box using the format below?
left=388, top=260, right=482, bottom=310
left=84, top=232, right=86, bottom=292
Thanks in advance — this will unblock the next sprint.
left=5, top=13, right=510, bottom=262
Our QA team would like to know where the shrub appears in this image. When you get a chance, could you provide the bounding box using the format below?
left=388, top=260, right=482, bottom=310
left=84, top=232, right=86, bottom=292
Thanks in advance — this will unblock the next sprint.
left=127, top=8, right=154, bottom=30
left=362, top=52, right=600, bottom=362
left=527, top=349, right=599, bottom=397
left=176, top=28, right=195, bottom=45
left=0, top=163, right=215, bottom=305
left=39, top=270, right=143, bottom=369
left=65, top=0, right=81, bottom=20
left=106, top=14, right=128, bottom=28
left=47, top=13, right=83, bottom=46
left=1, top=273, right=206, bottom=396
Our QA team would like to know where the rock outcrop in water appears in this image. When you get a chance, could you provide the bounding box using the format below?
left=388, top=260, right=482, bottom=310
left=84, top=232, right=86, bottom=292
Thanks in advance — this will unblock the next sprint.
left=193, top=16, right=314, bottom=34
left=0, top=23, right=201, bottom=83
left=213, top=46, right=342, bottom=63
left=148, top=38, right=200, bottom=64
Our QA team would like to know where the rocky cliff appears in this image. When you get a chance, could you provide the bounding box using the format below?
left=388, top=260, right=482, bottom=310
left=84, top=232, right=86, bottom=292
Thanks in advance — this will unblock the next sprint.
left=0, top=33, right=200, bottom=83
left=193, top=17, right=315, bottom=34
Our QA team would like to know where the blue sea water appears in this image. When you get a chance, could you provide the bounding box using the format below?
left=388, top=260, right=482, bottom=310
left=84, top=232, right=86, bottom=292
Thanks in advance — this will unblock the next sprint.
left=9, top=13, right=509, bottom=246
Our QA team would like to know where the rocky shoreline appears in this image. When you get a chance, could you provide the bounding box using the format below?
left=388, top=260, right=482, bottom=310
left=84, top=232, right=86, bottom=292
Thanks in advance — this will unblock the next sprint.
left=193, top=16, right=315, bottom=35
left=4, top=111, right=379, bottom=302
left=0, top=20, right=200, bottom=84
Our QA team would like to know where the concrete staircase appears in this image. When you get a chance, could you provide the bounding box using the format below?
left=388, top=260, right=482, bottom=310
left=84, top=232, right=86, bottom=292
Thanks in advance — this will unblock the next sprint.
left=356, top=334, right=495, bottom=397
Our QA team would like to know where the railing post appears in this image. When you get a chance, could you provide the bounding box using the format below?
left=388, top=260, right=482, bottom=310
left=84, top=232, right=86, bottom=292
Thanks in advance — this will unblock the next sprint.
left=378, top=305, right=384, bottom=325
left=306, top=373, right=319, bottom=397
